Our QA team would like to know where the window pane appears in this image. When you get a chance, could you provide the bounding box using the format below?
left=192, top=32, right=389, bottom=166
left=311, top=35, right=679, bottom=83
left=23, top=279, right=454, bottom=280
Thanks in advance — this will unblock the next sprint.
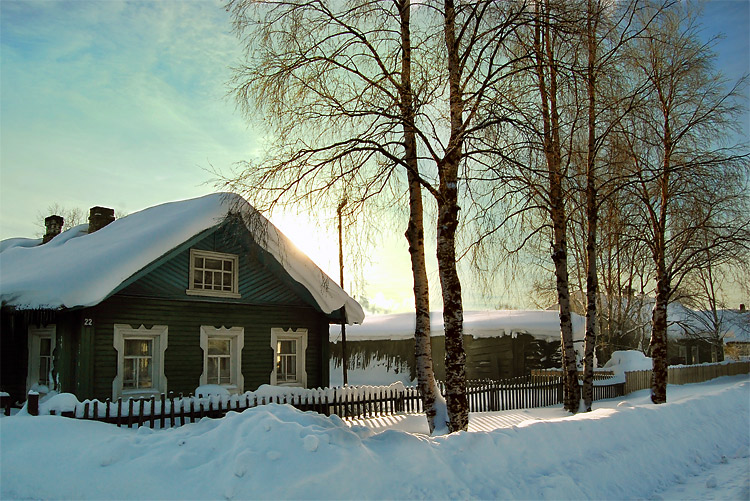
left=194, top=257, right=203, bottom=269
left=207, top=357, right=218, bottom=384
left=40, top=337, right=51, bottom=356
left=125, top=339, right=151, bottom=356
left=38, top=358, right=50, bottom=386
left=279, top=340, right=296, bottom=355
left=286, top=356, right=296, bottom=378
left=208, top=339, right=230, bottom=355
left=223, top=273, right=232, bottom=288
left=224, top=260, right=233, bottom=272
left=123, top=359, right=136, bottom=388
left=205, top=258, right=223, bottom=270
left=138, top=358, right=152, bottom=388
left=220, top=357, right=230, bottom=383
left=204, top=272, right=213, bottom=286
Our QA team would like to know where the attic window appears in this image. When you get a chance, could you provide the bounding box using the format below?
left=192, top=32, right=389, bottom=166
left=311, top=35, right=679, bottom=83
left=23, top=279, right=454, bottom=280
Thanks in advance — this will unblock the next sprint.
left=187, top=249, right=240, bottom=299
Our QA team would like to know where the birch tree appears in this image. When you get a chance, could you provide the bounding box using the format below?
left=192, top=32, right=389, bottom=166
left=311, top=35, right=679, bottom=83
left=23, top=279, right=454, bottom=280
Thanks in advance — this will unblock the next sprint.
left=621, top=1, right=749, bottom=403
left=225, top=0, right=445, bottom=432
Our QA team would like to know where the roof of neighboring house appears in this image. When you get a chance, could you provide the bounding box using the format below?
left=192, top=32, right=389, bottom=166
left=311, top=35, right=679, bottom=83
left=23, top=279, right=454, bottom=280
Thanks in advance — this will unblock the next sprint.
left=664, top=303, right=750, bottom=343
left=330, top=310, right=585, bottom=342
left=0, top=193, right=364, bottom=324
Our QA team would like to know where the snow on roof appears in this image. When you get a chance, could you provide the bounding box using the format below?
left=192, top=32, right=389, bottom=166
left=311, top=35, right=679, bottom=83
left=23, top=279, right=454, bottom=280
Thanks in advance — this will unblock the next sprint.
left=664, top=303, right=750, bottom=342
left=0, top=193, right=364, bottom=324
left=331, top=309, right=584, bottom=342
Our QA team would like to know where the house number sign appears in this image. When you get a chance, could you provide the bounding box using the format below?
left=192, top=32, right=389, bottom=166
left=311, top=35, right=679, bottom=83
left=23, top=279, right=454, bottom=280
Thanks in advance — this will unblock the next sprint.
left=84, top=318, right=93, bottom=327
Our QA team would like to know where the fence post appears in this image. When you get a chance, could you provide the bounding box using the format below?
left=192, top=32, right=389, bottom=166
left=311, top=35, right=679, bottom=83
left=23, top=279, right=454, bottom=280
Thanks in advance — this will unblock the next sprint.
left=27, top=392, right=39, bottom=416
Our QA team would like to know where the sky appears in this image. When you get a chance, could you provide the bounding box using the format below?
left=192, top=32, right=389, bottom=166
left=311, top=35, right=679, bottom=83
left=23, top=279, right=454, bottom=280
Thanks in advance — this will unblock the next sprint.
left=1, top=0, right=748, bottom=313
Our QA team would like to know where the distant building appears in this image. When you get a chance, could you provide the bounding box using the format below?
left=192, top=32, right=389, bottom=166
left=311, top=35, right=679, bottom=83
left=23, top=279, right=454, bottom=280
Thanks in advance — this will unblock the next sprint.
left=330, top=310, right=585, bottom=385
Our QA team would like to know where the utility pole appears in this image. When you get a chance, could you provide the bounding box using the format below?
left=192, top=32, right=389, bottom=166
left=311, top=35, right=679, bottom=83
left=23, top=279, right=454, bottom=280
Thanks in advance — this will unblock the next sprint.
left=337, top=198, right=348, bottom=385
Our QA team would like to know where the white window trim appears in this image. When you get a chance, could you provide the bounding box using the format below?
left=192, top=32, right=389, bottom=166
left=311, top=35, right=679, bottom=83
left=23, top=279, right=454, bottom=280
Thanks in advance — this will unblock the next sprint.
left=270, top=328, right=308, bottom=387
left=199, top=326, right=244, bottom=394
left=113, top=324, right=168, bottom=400
left=27, top=325, right=56, bottom=394
left=186, top=248, right=241, bottom=299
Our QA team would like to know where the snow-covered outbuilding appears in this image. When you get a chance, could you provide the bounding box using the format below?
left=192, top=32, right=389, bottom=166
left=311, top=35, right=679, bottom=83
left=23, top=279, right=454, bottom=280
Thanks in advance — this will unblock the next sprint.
left=329, top=310, right=585, bottom=385
left=0, top=193, right=363, bottom=404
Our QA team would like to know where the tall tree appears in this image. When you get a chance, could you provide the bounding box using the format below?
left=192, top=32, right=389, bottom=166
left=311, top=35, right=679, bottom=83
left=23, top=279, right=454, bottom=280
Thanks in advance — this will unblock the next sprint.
left=226, top=0, right=446, bottom=432
left=531, top=0, right=581, bottom=412
left=227, top=0, right=527, bottom=432
left=621, top=1, right=749, bottom=403
left=397, top=0, right=444, bottom=433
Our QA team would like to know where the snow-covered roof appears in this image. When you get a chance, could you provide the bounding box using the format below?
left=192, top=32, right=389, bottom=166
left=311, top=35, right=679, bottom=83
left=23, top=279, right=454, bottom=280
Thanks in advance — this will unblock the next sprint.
left=0, top=193, right=364, bottom=324
left=331, top=310, right=585, bottom=342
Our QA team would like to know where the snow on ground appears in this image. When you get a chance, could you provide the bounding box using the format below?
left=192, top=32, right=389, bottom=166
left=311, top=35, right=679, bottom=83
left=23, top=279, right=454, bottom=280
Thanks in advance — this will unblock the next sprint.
left=1, top=376, right=748, bottom=500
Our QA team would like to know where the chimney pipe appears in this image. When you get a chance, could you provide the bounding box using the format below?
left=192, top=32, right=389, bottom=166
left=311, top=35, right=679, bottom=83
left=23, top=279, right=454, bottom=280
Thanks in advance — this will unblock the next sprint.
left=88, top=206, right=115, bottom=233
left=43, top=215, right=64, bottom=244
left=741, top=304, right=746, bottom=313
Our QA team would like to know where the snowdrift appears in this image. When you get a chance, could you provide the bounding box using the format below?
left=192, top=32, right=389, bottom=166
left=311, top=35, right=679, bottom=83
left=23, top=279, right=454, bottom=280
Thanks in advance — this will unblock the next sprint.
left=1, top=377, right=747, bottom=500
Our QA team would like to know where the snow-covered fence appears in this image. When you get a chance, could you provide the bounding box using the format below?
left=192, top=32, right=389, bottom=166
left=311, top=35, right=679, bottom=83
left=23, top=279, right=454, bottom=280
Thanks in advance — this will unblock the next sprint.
left=623, top=361, right=750, bottom=394
left=21, top=374, right=628, bottom=428
left=25, top=383, right=408, bottom=429
left=463, top=376, right=563, bottom=412
left=404, top=375, right=622, bottom=414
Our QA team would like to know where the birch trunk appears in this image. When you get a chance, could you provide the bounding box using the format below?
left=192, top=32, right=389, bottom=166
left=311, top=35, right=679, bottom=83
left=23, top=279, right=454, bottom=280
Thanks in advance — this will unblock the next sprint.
left=439, top=0, right=469, bottom=432
left=650, top=102, right=672, bottom=404
left=650, top=263, right=669, bottom=403
left=534, top=0, right=580, bottom=413
left=398, top=0, right=442, bottom=434
left=582, top=0, right=599, bottom=412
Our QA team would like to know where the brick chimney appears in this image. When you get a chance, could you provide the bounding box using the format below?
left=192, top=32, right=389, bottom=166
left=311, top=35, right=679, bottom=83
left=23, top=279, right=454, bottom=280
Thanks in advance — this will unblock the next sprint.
left=741, top=304, right=746, bottom=313
left=42, top=215, right=64, bottom=244
left=88, top=206, right=115, bottom=233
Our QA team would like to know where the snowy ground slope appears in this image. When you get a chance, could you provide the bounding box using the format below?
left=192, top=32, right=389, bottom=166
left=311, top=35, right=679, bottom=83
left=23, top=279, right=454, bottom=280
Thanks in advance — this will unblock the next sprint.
left=1, top=376, right=747, bottom=500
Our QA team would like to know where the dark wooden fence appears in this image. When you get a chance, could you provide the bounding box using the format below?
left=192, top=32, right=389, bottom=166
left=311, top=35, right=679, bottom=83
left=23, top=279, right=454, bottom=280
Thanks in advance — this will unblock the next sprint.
left=398, top=376, right=567, bottom=414
left=20, top=375, right=626, bottom=428
left=24, top=387, right=406, bottom=428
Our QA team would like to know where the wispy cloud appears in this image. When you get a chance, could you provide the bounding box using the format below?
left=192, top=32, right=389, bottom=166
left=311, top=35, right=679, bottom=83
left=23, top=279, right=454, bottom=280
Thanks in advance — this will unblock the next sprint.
left=1, top=0, right=259, bottom=237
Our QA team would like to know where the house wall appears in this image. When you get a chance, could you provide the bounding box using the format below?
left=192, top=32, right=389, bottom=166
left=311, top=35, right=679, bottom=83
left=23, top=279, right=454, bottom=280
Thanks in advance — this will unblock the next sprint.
left=0, top=311, right=29, bottom=402
left=668, top=338, right=723, bottom=365
left=81, top=296, right=328, bottom=401
left=330, top=334, right=563, bottom=385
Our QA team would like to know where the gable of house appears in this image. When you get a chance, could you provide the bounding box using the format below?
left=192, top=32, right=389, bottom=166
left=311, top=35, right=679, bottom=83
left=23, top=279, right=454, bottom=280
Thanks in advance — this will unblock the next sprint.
left=114, top=219, right=312, bottom=310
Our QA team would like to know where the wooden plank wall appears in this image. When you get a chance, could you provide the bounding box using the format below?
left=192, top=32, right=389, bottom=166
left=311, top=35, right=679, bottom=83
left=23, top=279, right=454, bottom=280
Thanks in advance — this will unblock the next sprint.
left=86, top=296, right=327, bottom=401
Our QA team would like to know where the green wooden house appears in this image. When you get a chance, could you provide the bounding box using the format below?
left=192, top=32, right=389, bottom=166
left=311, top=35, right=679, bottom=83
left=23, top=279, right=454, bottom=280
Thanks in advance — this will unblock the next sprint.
left=0, top=193, right=364, bottom=405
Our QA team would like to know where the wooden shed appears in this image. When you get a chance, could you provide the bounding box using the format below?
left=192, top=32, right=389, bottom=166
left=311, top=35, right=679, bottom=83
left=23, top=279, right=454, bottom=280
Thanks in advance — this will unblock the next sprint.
left=329, top=310, right=585, bottom=385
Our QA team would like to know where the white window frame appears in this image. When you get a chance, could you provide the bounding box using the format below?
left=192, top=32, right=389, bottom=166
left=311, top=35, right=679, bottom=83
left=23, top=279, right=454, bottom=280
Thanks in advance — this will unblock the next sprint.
left=186, top=249, right=241, bottom=299
left=199, top=326, right=244, bottom=393
left=270, top=328, right=308, bottom=387
left=113, top=324, right=168, bottom=399
left=27, top=325, right=56, bottom=394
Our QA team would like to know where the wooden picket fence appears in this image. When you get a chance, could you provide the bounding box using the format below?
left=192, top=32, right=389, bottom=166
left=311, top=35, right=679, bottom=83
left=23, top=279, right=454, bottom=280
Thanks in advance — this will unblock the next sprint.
left=25, top=387, right=406, bottom=428
left=18, top=373, right=633, bottom=428
left=396, top=376, right=566, bottom=414
left=623, top=361, right=750, bottom=394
